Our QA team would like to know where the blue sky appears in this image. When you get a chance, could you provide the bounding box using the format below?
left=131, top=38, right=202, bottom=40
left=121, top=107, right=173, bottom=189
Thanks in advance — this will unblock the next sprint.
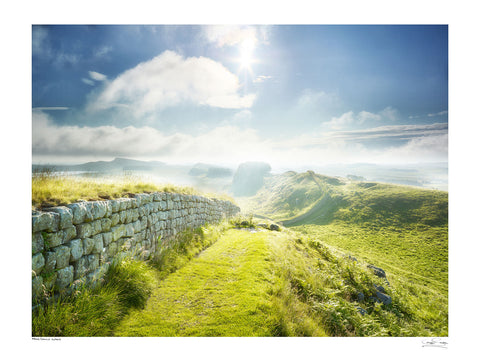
left=32, top=24, right=448, bottom=167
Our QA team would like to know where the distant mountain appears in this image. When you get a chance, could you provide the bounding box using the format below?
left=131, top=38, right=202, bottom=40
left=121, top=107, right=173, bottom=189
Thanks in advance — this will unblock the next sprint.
left=188, top=163, right=233, bottom=178
left=33, top=157, right=166, bottom=173
left=231, top=162, right=271, bottom=197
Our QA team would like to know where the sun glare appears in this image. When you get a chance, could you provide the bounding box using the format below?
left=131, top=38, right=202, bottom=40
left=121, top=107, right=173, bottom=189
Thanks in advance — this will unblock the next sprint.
left=239, top=38, right=256, bottom=70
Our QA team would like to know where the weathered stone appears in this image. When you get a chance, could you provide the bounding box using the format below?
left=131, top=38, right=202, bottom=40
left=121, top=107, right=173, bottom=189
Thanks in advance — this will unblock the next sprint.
left=83, top=237, right=96, bottom=255
left=269, top=224, right=280, bottom=231
left=76, top=223, right=93, bottom=238
left=367, top=265, right=387, bottom=278
left=43, top=231, right=63, bottom=248
left=119, top=210, right=127, bottom=224
left=44, top=252, right=56, bottom=273
left=67, top=202, right=93, bottom=224
left=32, top=212, right=59, bottom=232
left=74, top=257, right=89, bottom=279
left=32, top=232, right=44, bottom=254
left=54, top=245, right=71, bottom=269
left=63, top=226, right=77, bottom=243
left=111, top=213, right=120, bottom=226
left=101, top=218, right=113, bottom=233
left=111, top=224, right=126, bottom=242
left=125, top=224, right=135, bottom=237
left=91, top=234, right=104, bottom=254
left=356, top=307, right=367, bottom=316
left=56, top=266, right=74, bottom=289
left=48, top=206, right=73, bottom=229
left=375, top=291, right=392, bottom=306
left=103, top=232, right=113, bottom=247
left=32, top=276, right=44, bottom=299
left=87, top=254, right=100, bottom=272
left=86, top=201, right=108, bottom=220
left=90, top=219, right=103, bottom=236
left=67, top=239, right=83, bottom=261
left=106, top=242, right=118, bottom=259
left=32, top=253, right=45, bottom=275
left=87, top=264, right=109, bottom=288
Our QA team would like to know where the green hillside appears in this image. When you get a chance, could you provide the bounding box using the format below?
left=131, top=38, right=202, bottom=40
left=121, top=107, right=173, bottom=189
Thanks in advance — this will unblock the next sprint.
left=32, top=170, right=448, bottom=337
left=240, top=170, right=448, bottom=334
left=34, top=219, right=446, bottom=337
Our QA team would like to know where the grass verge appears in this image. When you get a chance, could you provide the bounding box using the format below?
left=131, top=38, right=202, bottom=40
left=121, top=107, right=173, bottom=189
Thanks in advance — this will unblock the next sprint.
left=32, top=171, right=234, bottom=210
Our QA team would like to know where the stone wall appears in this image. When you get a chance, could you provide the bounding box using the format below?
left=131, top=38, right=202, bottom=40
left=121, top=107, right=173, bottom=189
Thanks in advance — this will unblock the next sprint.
left=32, top=192, right=240, bottom=301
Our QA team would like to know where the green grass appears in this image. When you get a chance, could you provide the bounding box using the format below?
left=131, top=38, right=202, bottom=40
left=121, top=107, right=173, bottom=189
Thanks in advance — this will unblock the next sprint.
left=32, top=171, right=234, bottom=210
left=241, top=170, right=448, bottom=336
left=32, top=255, right=157, bottom=337
left=115, top=229, right=278, bottom=336
left=32, top=217, right=447, bottom=337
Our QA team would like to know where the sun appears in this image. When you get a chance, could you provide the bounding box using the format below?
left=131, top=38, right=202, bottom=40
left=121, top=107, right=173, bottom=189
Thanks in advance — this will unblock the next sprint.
left=238, top=38, right=256, bottom=70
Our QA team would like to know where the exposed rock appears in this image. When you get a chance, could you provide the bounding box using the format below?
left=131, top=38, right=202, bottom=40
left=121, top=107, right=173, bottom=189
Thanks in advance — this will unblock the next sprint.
left=356, top=306, right=367, bottom=316
left=375, top=291, right=392, bottom=306
left=269, top=224, right=280, bottom=231
left=367, top=264, right=387, bottom=278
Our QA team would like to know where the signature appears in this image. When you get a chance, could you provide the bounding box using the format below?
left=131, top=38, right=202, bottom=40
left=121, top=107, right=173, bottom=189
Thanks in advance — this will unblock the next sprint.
left=422, top=338, right=448, bottom=349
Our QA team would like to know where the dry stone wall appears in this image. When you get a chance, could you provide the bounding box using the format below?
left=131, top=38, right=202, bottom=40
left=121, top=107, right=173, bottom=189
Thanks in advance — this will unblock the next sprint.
left=32, top=192, right=240, bottom=301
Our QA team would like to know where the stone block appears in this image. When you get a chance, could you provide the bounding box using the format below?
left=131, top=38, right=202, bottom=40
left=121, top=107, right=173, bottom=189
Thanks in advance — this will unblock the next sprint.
left=125, top=224, right=135, bottom=237
left=92, top=234, right=104, bottom=254
left=87, top=254, right=100, bottom=272
left=67, top=202, right=93, bottom=224
left=83, top=237, right=96, bottom=255
left=111, top=213, right=120, bottom=226
left=90, top=219, right=103, bottom=236
left=32, top=212, right=60, bottom=232
left=32, top=276, right=44, bottom=299
left=67, top=239, right=83, bottom=262
left=56, top=266, right=74, bottom=289
left=103, top=232, right=113, bottom=247
left=86, top=201, right=108, bottom=220
left=43, top=231, right=63, bottom=249
left=111, top=224, right=126, bottom=242
left=54, top=245, right=71, bottom=269
left=48, top=206, right=74, bottom=229
left=74, top=257, right=89, bottom=279
left=44, top=251, right=56, bottom=273
left=32, top=232, right=44, bottom=254
left=76, top=222, right=93, bottom=238
left=32, top=253, right=45, bottom=275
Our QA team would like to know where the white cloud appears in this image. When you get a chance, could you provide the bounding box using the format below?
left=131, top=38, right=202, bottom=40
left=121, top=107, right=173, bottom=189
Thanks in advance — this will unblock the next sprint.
left=89, top=71, right=107, bottom=81
left=297, top=89, right=339, bottom=107
left=87, top=50, right=256, bottom=116
left=324, top=107, right=398, bottom=129
left=82, top=78, right=95, bottom=86
left=428, top=110, right=448, bottom=117
left=33, top=111, right=448, bottom=167
left=93, top=45, right=113, bottom=59
left=326, top=111, right=355, bottom=129
left=253, top=75, right=273, bottom=83
left=32, top=26, right=50, bottom=58
left=203, top=25, right=258, bottom=47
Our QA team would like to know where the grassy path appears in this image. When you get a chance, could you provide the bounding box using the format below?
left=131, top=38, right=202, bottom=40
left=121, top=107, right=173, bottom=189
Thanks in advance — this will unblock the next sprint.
left=114, top=229, right=277, bottom=336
